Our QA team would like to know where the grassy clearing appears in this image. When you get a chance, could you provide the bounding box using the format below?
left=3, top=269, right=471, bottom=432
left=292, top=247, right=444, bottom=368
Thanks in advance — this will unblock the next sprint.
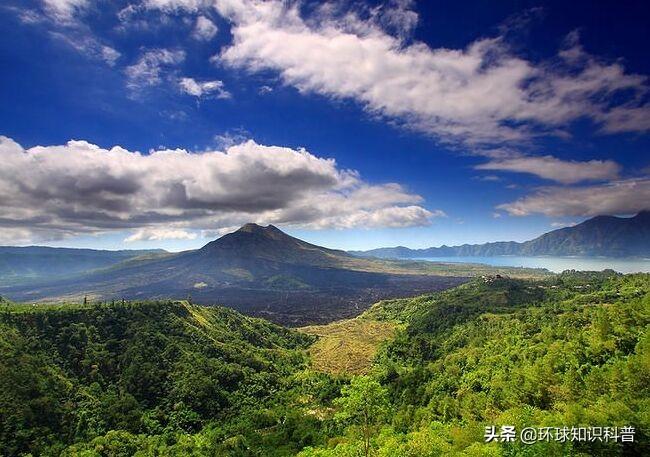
left=299, top=318, right=398, bottom=375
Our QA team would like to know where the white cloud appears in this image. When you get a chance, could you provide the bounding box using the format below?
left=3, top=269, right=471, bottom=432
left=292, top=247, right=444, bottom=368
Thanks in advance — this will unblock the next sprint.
left=14, top=8, right=46, bottom=25
left=101, top=46, right=121, bottom=66
left=0, top=135, right=438, bottom=242
left=125, top=48, right=185, bottom=89
left=258, top=85, right=273, bottom=95
left=192, top=15, right=218, bottom=40
left=213, top=128, right=250, bottom=148
left=41, top=0, right=88, bottom=22
left=179, top=77, right=230, bottom=98
left=143, top=0, right=207, bottom=13
left=48, top=31, right=122, bottom=66
left=476, top=155, right=621, bottom=184
left=369, top=0, right=419, bottom=40
left=428, top=209, right=447, bottom=218
left=19, top=4, right=120, bottom=67
left=210, top=0, right=649, bottom=145
left=125, top=227, right=197, bottom=242
left=298, top=205, right=435, bottom=230
left=0, top=228, right=35, bottom=245
left=497, top=178, right=650, bottom=217
left=550, top=221, right=577, bottom=228
left=598, top=106, right=650, bottom=134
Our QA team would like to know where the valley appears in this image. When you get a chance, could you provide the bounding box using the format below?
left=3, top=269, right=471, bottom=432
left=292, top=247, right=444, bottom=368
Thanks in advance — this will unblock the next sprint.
left=1, top=218, right=647, bottom=456
left=3, top=1, right=648, bottom=455
left=0, top=224, right=548, bottom=325
left=1, top=271, right=648, bottom=456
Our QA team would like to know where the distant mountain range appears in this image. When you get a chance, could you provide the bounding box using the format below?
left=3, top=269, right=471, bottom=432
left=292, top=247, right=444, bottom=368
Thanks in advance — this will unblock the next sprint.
left=0, top=246, right=167, bottom=285
left=0, top=223, right=466, bottom=325
left=352, top=211, right=650, bottom=259
left=8, top=214, right=633, bottom=324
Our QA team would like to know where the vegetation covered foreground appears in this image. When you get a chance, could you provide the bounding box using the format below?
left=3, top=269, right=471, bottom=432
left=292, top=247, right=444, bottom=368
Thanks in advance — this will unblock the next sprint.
left=1, top=271, right=648, bottom=456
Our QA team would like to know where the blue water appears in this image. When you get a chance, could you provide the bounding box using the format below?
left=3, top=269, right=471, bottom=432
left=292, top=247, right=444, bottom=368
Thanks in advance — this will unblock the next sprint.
left=415, top=256, right=650, bottom=274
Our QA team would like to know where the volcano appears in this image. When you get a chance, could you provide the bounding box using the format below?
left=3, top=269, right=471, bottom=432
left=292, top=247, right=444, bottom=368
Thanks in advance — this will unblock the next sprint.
left=1, top=224, right=466, bottom=325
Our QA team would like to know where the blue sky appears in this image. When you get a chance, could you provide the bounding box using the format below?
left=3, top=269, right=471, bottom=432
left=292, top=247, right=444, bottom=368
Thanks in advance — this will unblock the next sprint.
left=0, top=0, right=649, bottom=251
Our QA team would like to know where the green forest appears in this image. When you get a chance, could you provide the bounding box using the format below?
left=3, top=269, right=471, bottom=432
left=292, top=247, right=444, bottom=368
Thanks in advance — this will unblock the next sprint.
left=1, top=271, right=648, bottom=456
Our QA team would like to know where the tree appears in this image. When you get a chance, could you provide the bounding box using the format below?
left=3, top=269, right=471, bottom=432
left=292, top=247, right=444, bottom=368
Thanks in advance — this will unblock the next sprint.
left=334, top=375, right=390, bottom=457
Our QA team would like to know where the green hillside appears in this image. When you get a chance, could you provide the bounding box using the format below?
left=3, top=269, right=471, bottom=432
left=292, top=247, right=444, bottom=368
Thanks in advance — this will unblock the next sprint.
left=1, top=272, right=648, bottom=456
left=0, top=300, right=315, bottom=456
left=302, top=271, right=649, bottom=456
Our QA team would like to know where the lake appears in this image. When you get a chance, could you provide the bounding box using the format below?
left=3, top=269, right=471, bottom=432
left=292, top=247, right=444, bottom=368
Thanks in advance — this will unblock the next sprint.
left=415, top=256, right=650, bottom=274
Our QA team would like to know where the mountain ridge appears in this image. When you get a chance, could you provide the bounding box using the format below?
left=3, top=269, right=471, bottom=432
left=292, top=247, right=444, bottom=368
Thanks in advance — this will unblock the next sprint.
left=0, top=223, right=471, bottom=325
left=198, top=223, right=351, bottom=265
left=352, top=211, right=650, bottom=259
left=0, top=245, right=169, bottom=286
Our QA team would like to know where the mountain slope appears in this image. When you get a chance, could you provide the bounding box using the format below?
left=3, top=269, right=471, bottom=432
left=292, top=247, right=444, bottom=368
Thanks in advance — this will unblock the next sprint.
left=307, top=271, right=650, bottom=456
left=519, top=211, right=650, bottom=256
left=354, top=211, right=650, bottom=259
left=4, top=273, right=646, bottom=456
left=0, top=300, right=312, bottom=456
left=0, top=246, right=168, bottom=286
left=1, top=224, right=470, bottom=325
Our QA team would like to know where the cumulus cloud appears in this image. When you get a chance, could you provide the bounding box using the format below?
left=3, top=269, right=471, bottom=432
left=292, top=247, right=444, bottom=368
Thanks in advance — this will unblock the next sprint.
left=192, top=15, right=218, bottom=40
left=0, top=135, right=438, bottom=242
left=179, top=77, right=230, bottom=98
left=497, top=178, right=650, bottom=217
left=125, top=48, right=185, bottom=89
left=298, top=205, right=434, bottom=230
left=204, top=0, right=650, bottom=145
left=476, top=155, right=621, bottom=184
left=125, top=227, right=197, bottom=242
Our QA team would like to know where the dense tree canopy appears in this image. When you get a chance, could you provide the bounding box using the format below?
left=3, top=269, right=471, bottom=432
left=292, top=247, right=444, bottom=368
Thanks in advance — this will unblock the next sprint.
left=1, top=272, right=648, bottom=456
